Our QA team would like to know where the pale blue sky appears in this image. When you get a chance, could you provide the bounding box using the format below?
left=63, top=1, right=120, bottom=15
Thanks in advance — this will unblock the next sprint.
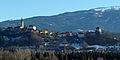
left=0, top=0, right=119, bottom=21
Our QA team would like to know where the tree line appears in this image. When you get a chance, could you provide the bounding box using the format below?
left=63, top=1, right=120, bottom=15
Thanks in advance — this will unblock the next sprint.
left=0, top=49, right=120, bottom=60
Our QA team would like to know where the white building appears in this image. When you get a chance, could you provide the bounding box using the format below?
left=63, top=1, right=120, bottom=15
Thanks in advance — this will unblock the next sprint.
left=28, top=25, right=37, bottom=30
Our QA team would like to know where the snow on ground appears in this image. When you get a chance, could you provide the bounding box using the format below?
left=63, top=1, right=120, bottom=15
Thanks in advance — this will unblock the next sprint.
left=71, top=44, right=120, bottom=50
left=71, top=43, right=81, bottom=49
left=88, top=45, right=107, bottom=49
left=11, top=36, right=22, bottom=41
left=88, top=45, right=120, bottom=49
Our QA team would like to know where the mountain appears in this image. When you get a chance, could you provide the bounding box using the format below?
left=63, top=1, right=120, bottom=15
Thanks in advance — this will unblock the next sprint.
left=1, top=6, right=120, bottom=32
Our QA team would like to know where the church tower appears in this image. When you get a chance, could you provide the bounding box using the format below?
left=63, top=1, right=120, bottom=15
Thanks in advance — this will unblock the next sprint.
left=20, top=18, right=24, bottom=29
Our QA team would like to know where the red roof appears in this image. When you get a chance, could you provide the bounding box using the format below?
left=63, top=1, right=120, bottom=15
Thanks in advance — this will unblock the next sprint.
left=48, top=30, right=51, bottom=32
left=41, top=29, right=47, bottom=31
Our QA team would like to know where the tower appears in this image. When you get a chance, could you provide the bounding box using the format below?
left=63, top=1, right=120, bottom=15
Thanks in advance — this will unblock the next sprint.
left=95, top=27, right=102, bottom=34
left=20, top=18, right=24, bottom=29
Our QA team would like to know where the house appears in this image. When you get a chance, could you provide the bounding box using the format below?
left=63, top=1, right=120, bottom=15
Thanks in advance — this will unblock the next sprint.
left=61, top=32, right=69, bottom=37
left=78, top=32, right=85, bottom=38
left=28, top=25, right=37, bottom=30
left=48, top=30, right=51, bottom=33
left=86, top=30, right=96, bottom=36
left=41, top=29, right=48, bottom=33
left=35, top=29, right=40, bottom=33
left=41, top=29, right=47, bottom=31
left=69, top=32, right=73, bottom=36
left=48, top=30, right=54, bottom=36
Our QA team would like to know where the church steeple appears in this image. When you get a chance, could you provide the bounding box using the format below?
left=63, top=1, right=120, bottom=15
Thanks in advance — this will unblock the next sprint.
left=20, top=18, right=24, bottom=28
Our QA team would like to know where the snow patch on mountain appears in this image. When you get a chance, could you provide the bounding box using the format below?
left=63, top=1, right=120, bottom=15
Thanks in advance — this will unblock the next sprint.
left=95, top=12, right=103, bottom=15
left=104, top=17, right=110, bottom=22
left=80, top=17, right=85, bottom=19
left=94, top=6, right=120, bottom=12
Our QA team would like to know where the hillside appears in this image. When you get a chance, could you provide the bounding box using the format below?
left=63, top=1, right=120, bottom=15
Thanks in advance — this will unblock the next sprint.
left=0, top=28, right=119, bottom=47
left=1, top=6, right=120, bottom=32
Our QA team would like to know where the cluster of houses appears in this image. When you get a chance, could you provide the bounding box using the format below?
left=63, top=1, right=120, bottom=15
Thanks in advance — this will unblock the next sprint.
left=6, top=19, right=54, bottom=35
left=5, top=18, right=112, bottom=52
left=5, top=18, right=103, bottom=38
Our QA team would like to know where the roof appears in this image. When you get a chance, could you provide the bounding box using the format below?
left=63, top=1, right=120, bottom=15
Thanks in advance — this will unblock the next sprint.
left=48, top=30, right=51, bottom=32
left=41, top=29, right=47, bottom=31
left=29, top=25, right=36, bottom=27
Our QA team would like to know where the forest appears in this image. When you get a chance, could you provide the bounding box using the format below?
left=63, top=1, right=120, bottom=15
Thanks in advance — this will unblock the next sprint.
left=0, top=49, right=119, bottom=60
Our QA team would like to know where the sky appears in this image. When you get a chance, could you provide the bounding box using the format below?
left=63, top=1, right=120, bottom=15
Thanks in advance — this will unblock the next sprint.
left=0, top=0, right=119, bottom=22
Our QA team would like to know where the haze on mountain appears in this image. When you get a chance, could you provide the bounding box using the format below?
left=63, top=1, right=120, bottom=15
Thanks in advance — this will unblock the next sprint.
left=0, top=6, right=120, bottom=32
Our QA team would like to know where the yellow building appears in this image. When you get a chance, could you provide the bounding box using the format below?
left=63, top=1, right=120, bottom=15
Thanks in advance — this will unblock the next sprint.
left=69, top=32, right=73, bottom=36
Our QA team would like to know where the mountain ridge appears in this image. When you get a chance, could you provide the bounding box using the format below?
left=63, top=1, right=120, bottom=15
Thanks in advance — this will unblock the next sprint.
left=0, top=6, right=120, bottom=32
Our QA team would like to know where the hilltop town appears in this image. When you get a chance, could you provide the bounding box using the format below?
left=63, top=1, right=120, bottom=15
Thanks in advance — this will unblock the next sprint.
left=0, top=18, right=120, bottom=52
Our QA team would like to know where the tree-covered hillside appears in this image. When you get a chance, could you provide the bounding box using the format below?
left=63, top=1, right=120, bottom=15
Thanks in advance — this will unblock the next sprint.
left=1, top=6, right=120, bottom=32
